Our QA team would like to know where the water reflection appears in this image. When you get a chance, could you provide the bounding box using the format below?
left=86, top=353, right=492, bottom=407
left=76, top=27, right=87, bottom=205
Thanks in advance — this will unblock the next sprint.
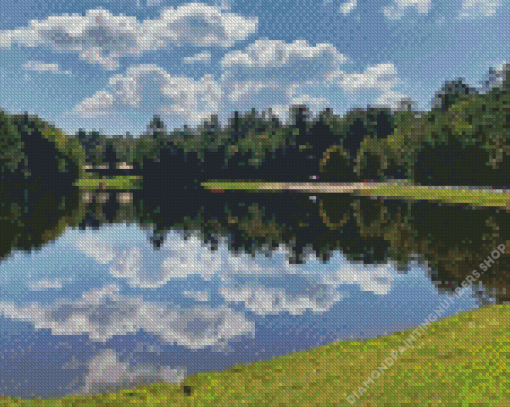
left=0, top=186, right=508, bottom=400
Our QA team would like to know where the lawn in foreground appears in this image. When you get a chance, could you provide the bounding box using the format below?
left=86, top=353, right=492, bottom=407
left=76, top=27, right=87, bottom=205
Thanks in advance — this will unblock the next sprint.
left=1, top=304, right=507, bottom=406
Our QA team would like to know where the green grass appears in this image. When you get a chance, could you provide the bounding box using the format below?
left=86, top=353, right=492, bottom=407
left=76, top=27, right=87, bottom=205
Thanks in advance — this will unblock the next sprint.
left=202, top=181, right=265, bottom=190
left=74, top=176, right=142, bottom=190
left=1, top=305, right=508, bottom=406
left=358, top=184, right=510, bottom=209
left=202, top=181, right=510, bottom=209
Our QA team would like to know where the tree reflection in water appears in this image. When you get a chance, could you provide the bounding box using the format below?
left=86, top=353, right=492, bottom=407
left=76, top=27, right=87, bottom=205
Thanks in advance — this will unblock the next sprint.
left=1, top=185, right=508, bottom=304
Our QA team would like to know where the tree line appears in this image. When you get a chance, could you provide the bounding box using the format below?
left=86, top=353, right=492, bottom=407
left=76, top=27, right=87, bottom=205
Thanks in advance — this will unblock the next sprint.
left=1, top=63, right=509, bottom=190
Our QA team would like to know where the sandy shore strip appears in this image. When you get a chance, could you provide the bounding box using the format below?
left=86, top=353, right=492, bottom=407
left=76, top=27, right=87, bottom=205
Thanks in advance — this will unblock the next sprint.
left=257, top=182, right=403, bottom=192
left=256, top=182, right=510, bottom=194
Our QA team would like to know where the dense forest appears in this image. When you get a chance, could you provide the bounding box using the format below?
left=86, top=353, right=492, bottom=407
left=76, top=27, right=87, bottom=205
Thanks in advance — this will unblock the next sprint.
left=1, top=64, right=509, bottom=190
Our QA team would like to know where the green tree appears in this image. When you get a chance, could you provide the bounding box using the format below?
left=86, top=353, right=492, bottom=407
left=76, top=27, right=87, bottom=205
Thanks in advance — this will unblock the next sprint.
left=0, top=108, right=27, bottom=181
left=9, top=111, right=84, bottom=188
left=319, top=144, right=358, bottom=182
left=306, top=109, right=340, bottom=162
left=339, top=108, right=368, bottom=159
left=356, top=149, right=385, bottom=181
left=289, top=104, right=311, bottom=147
left=412, top=135, right=493, bottom=186
left=198, top=114, right=222, bottom=148
left=430, top=78, right=480, bottom=113
left=145, top=114, right=168, bottom=140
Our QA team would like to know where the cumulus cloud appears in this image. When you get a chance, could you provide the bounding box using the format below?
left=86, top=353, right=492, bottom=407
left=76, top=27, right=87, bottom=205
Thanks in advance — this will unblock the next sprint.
left=319, top=262, right=396, bottom=296
left=0, top=284, right=256, bottom=347
left=182, top=290, right=210, bottom=301
left=75, top=236, right=116, bottom=264
left=219, top=284, right=345, bottom=316
left=64, top=30, right=405, bottom=128
left=68, top=349, right=186, bottom=396
left=382, top=0, right=431, bottom=20
left=72, top=232, right=223, bottom=289
left=22, top=60, right=72, bottom=75
left=480, top=60, right=510, bottom=92
left=326, top=63, right=403, bottom=93
left=109, top=235, right=222, bottom=288
left=141, top=3, right=258, bottom=50
left=339, top=0, right=357, bottom=15
left=71, top=64, right=223, bottom=125
left=213, top=0, right=234, bottom=11
left=28, top=278, right=65, bottom=291
left=220, top=247, right=396, bottom=315
left=456, top=0, right=501, bottom=19
left=219, top=38, right=351, bottom=102
left=218, top=39, right=405, bottom=117
left=183, top=50, right=212, bottom=64
left=0, top=4, right=257, bottom=70
left=373, top=90, right=413, bottom=111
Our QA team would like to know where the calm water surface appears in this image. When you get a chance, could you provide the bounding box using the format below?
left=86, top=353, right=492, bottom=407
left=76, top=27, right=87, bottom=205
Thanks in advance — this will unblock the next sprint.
left=0, top=187, right=507, bottom=399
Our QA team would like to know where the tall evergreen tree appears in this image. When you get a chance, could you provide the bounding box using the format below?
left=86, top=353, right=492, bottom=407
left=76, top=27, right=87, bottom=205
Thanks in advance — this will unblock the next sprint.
left=430, top=78, right=479, bottom=112
left=145, top=114, right=168, bottom=142
left=340, top=109, right=367, bottom=159
left=289, top=104, right=311, bottom=146
left=0, top=109, right=27, bottom=181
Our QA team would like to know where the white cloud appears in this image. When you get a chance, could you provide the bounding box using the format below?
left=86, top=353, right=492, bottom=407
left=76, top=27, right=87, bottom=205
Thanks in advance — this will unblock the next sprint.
left=212, top=0, right=234, bottom=11
left=219, top=38, right=351, bottom=102
left=0, top=4, right=257, bottom=70
left=373, top=90, right=412, bottom=111
left=28, top=278, right=64, bottom=291
left=382, top=0, right=431, bottom=20
left=320, top=262, right=396, bottom=296
left=13, top=226, right=398, bottom=326
left=72, top=232, right=223, bottom=289
left=75, top=237, right=116, bottom=264
left=70, top=64, right=223, bottom=125
left=65, top=31, right=405, bottom=128
left=182, top=290, right=210, bottom=301
left=0, top=9, right=142, bottom=70
left=326, top=63, right=403, bottom=93
left=218, top=247, right=396, bottom=315
left=109, top=235, right=222, bottom=288
left=219, top=284, right=345, bottom=316
left=68, top=349, right=187, bottom=396
left=482, top=60, right=510, bottom=91
left=183, top=51, right=212, bottom=64
left=0, top=284, right=256, bottom=347
left=141, top=3, right=258, bottom=50
left=456, top=0, right=501, bottom=19
left=22, top=60, right=72, bottom=75
left=339, top=0, right=357, bottom=15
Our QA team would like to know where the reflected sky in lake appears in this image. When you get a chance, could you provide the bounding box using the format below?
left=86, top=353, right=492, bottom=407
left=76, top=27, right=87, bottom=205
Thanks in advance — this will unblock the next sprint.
left=0, top=221, right=482, bottom=400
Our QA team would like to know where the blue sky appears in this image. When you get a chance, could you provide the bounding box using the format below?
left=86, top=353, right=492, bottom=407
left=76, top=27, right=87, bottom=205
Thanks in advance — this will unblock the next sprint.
left=0, top=0, right=508, bottom=136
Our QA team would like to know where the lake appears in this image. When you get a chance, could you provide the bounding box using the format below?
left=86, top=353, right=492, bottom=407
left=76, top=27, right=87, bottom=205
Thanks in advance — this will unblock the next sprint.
left=0, top=186, right=507, bottom=400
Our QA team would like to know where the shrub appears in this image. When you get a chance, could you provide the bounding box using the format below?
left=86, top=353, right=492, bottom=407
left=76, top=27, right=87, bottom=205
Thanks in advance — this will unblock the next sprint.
left=320, top=144, right=358, bottom=182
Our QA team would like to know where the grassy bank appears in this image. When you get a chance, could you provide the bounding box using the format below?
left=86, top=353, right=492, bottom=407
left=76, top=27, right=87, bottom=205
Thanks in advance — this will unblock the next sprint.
left=1, top=304, right=508, bottom=406
left=74, top=179, right=509, bottom=208
left=74, top=175, right=142, bottom=190
left=202, top=181, right=510, bottom=209
left=358, top=184, right=510, bottom=209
